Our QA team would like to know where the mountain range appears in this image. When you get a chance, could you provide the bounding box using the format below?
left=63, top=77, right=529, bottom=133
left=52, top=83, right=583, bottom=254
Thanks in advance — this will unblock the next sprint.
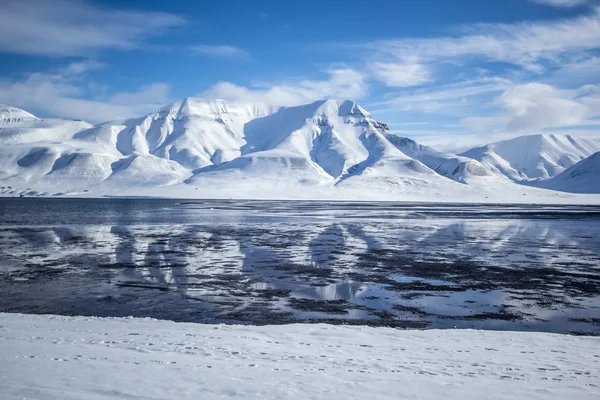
left=1, top=100, right=599, bottom=202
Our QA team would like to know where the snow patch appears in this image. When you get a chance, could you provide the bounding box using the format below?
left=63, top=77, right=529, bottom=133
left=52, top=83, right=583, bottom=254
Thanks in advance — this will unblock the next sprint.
left=0, top=313, right=598, bottom=400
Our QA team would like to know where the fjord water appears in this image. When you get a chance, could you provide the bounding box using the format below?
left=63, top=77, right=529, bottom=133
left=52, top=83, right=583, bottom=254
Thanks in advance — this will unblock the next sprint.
left=1, top=198, right=599, bottom=335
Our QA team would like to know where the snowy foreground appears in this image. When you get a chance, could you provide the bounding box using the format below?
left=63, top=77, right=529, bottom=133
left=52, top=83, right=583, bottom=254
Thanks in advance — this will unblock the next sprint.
left=1, top=313, right=599, bottom=399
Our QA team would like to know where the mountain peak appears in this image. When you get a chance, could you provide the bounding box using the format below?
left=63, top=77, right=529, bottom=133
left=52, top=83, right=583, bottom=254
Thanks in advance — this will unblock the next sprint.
left=305, top=99, right=370, bottom=118
left=0, top=104, right=37, bottom=122
left=2, top=98, right=599, bottom=199
left=534, top=151, right=600, bottom=194
left=153, top=97, right=279, bottom=121
left=460, top=133, right=600, bottom=181
left=147, top=98, right=370, bottom=122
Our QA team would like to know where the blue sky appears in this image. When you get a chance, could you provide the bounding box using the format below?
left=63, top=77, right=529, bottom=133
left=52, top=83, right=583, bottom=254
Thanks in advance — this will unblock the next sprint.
left=1, top=0, right=599, bottom=148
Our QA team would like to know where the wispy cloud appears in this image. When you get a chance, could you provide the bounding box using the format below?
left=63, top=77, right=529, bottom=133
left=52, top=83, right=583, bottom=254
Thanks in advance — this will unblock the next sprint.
left=63, top=60, right=106, bottom=75
left=549, top=56, right=600, bottom=86
left=369, top=78, right=512, bottom=113
left=462, top=83, right=600, bottom=133
left=366, top=7, right=600, bottom=72
left=202, top=68, right=367, bottom=106
left=0, top=62, right=171, bottom=122
left=353, top=6, right=600, bottom=138
left=369, top=62, right=431, bottom=87
left=529, top=0, right=591, bottom=7
left=190, top=45, right=249, bottom=59
left=0, top=0, right=185, bottom=57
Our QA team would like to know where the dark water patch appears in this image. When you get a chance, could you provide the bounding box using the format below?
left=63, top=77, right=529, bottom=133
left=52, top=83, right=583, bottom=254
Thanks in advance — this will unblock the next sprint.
left=1, top=198, right=600, bottom=334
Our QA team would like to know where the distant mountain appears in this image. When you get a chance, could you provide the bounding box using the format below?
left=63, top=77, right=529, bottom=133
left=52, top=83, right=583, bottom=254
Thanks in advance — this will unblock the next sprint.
left=384, top=135, right=494, bottom=183
left=460, top=134, right=600, bottom=181
left=0, top=111, right=94, bottom=183
left=532, top=152, right=600, bottom=194
left=0, top=99, right=599, bottom=201
left=0, top=104, right=36, bottom=122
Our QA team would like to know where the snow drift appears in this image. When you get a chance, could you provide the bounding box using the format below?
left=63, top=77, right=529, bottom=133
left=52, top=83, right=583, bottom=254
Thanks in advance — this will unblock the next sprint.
left=1, top=313, right=598, bottom=400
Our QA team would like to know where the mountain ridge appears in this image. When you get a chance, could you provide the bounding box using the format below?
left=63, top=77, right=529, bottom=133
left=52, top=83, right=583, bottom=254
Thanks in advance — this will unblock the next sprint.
left=532, top=151, right=600, bottom=194
left=460, top=133, right=600, bottom=182
left=0, top=104, right=37, bottom=122
left=0, top=99, right=599, bottom=201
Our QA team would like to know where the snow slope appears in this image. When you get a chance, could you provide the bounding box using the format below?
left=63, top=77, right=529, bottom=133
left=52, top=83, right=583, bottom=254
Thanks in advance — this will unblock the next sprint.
left=0, top=313, right=598, bottom=400
left=0, top=104, right=36, bottom=122
left=460, top=134, right=600, bottom=181
left=75, top=98, right=279, bottom=170
left=1, top=100, right=600, bottom=201
left=0, top=104, right=202, bottom=189
left=0, top=114, right=103, bottom=184
left=187, top=100, right=455, bottom=194
left=385, top=135, right=495, bottom=183
left=533, top=151, right=600, bottom=194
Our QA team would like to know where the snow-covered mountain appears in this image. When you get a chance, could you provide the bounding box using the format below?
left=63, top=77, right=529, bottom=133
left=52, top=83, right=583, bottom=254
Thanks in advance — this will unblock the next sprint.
left=0, top=104, right=36, bottom=122
left=384, top=135, right=494, bottom=183
left=460, top=134, right=600, bottom=182
left=186, top=99, right=456, bottom=194
left=532, top=152, right=600, bottom=194
left=74, top=98, right=278, bottom=171
left=0, top=100, right=599, bottom=201
left=74, top=98, right=445, bottom=186
left=0, top=106, right=95, bottom=184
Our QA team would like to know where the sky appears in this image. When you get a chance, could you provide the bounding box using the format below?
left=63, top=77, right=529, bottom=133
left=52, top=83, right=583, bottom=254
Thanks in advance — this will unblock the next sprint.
left=1, top=0, right=600, bottom=149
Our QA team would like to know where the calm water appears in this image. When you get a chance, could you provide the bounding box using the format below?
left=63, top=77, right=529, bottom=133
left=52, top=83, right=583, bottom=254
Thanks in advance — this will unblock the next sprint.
left=1, top=198, right=600, bottom=335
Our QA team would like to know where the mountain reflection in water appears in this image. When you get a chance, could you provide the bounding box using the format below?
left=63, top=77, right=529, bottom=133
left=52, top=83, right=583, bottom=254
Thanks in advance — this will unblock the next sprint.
left=1, top=198, right=599, bottom=335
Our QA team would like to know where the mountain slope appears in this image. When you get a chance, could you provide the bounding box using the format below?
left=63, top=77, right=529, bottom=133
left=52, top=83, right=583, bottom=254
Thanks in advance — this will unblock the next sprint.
left=186, top=100, right=451, bottom=193
left=384, top=135, right=495, bottom=183
left=0, top=104, right=36, bottom=122
left=75, top=98, right=279, bottom=171
left=0, top=114, right=101, bottom=183
left=532, top=152, right=600, bottom=194
left=1, top=99, right=447, bottom=194
left=460, top=134, right=600, bottom=181
left=0, top=119, right=93, bottom=145
left=0, top=112, right=186, bottom=188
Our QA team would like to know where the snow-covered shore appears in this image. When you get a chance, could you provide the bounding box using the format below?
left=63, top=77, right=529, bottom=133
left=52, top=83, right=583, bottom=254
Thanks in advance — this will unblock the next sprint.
left=1, top=313, right=598, bottom=399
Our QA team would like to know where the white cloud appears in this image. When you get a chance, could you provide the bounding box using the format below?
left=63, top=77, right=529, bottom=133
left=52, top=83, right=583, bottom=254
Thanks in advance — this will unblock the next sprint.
left=462, top=82, right=600, bottom=133
left=0, top=62, right=171, bottom=122
left=529, top=0, right=590, bottom=7
left=63, top=60, right=106, bottom=75
left=0, top=0, right=185, bottom=56
left=107, top=84, right=171, bottom=107
left=367, top=7, right=600, bottom=71
left=190, top=45, right=249, bottom=59
left=368, top=78, right=512, bottom=113
left=202, top=68, right=367, bottom=106
left=390, top=130, right=489, bottom=153
left=356, top=7, right=600, bottom=135
left=369, top=62, right=431, bottom=87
